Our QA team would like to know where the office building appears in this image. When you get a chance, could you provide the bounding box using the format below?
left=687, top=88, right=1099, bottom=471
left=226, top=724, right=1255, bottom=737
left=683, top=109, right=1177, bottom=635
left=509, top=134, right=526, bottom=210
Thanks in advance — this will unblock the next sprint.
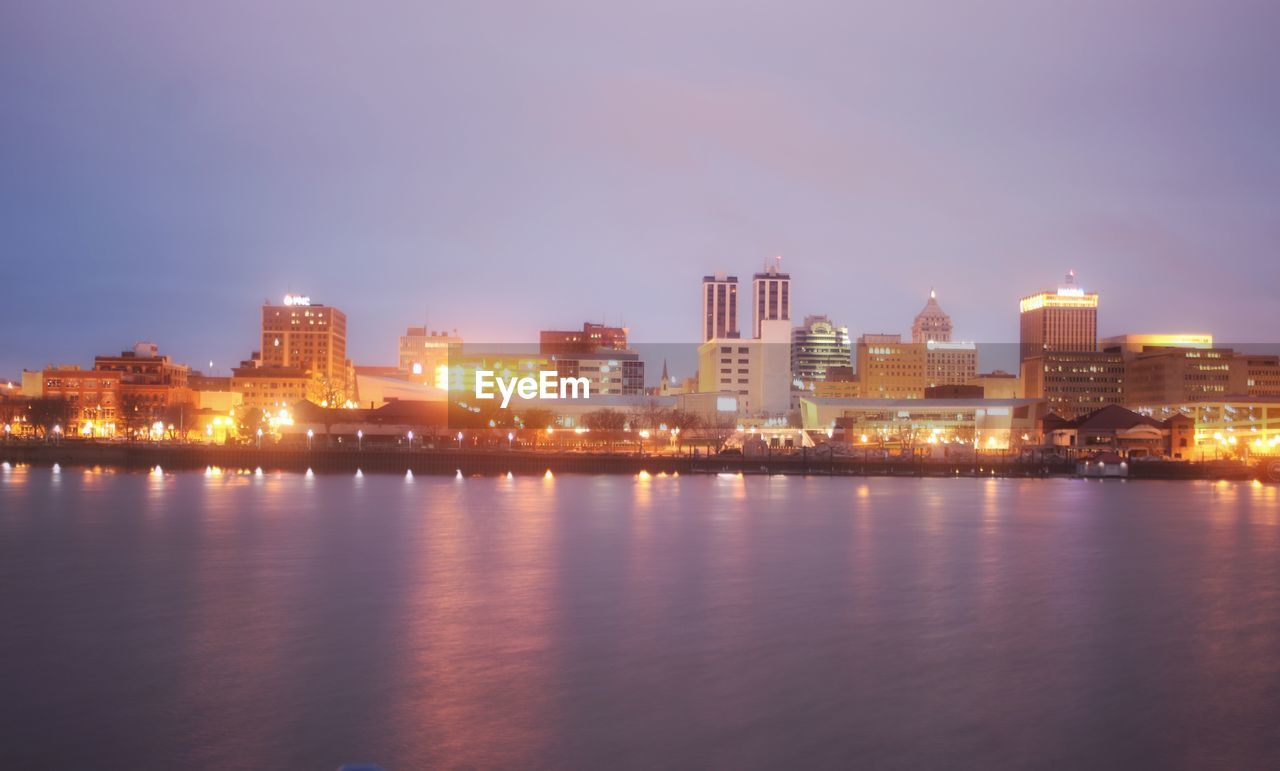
left=260, top=294, right=348, bottom=383
left=1100, top=333, right=1214, bottom=356
left=911, top=289, right=953, bottom=343
left=551, top=351, right=645, bottom=396
left=540, top=322, right=628, bottom=354
left=698, top=336, right=791, bottom=416
left=398, top=327, right=462, bottom=388
left=1020, top=351, right=1125, bottom=418
left=701, top=274, right=739, bottom=341
left=1019, top=271, right=1099, bottom=361
left=791, top=315, right=852, bottom=386
left=856, top=334, right=926, bottom=399
left=924, top=340, right=977, bottom=388
left=39, top=367, right=122, bottom=437
left=750, top=260, right=791, bottom=339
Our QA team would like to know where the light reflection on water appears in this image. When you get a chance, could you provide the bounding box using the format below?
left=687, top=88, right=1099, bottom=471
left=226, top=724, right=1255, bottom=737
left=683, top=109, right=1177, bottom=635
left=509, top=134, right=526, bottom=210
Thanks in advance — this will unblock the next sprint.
left=1, top=469, right=1279, bottom=769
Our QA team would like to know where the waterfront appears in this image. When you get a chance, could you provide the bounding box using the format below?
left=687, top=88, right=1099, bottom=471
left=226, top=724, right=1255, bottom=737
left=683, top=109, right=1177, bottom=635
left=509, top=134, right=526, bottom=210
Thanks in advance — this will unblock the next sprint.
left=2, top=468, right=1280, bottom=769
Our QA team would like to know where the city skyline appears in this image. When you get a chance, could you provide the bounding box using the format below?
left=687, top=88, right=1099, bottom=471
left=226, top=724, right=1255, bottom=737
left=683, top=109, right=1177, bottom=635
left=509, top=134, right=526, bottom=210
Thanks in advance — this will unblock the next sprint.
left=4, top=1, right=1280, bottom=376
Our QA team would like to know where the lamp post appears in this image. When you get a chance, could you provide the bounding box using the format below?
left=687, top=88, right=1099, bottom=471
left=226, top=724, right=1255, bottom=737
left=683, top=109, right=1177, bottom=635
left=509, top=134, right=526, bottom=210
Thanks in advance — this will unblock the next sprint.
left=53, top=424, right=62, bottom=445
left=407, top=430, right=414, bottom=448
left=456, top=431, right=463, bottom=450
left=507, top=431, right=514, bottom=451
left=307, top=428, right=314, bottom=450
left=256, top=427, right=263, bottom=449
left=357, top=429, right=363, bottom=451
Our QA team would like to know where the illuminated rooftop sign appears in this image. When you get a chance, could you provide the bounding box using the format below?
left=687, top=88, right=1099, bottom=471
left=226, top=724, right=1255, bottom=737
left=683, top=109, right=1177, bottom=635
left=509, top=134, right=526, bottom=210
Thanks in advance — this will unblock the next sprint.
left=1019, top=292, right=1099, bottom=313
left=282, top=294, right=312, bottom=306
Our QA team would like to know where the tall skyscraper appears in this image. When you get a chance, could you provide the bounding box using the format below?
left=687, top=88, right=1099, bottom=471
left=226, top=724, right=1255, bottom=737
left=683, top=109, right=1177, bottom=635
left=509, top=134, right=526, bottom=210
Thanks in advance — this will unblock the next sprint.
left=701, top=274, right=739, bottom=341
left=911, top=289, right=953, bottom=343
left=791, top=315, right=852, bottom=386
left=751, top=258, right=791, bottom=338
left=261, top=294, right=347, bottom=383
left=1018, top=270, right=1098, bottom=361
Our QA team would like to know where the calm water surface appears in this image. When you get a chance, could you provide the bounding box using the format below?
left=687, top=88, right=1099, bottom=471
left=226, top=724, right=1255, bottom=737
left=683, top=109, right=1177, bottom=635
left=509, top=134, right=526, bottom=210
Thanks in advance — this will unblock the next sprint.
left=2, top=466, right=1279, bottom=769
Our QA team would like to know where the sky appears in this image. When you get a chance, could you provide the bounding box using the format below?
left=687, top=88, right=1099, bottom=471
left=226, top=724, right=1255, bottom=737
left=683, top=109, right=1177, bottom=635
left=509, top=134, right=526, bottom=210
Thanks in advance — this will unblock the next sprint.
left=2, top=0, right=1278, bottom=379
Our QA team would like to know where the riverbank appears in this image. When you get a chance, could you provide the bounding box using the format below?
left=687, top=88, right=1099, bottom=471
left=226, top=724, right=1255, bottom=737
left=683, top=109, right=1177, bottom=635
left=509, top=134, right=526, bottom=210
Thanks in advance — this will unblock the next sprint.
left=2, top=442, right=1272, bottom=481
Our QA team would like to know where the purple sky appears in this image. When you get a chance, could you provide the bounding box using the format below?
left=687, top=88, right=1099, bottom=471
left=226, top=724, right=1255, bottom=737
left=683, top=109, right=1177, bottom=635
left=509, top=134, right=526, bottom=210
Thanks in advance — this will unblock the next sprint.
left=2, top=0, right=1278, bottom=378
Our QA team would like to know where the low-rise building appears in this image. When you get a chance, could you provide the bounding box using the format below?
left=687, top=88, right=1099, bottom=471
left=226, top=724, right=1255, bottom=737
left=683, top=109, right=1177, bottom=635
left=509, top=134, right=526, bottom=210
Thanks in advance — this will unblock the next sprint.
left=39, top=367, right=122, bottom=437
left=1042, top=404, right=1195, bottom=459
left=967, top=371, right=1020, bottom=399
left=1133, top=397, right=1280, bottom=459
left=799, top=396, right=1046, bottom=451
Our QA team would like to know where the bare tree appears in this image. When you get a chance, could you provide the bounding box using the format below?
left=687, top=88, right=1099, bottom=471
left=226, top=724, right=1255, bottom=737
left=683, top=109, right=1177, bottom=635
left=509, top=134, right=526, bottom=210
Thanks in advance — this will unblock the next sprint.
left=26, top=398, right=72, bottom=438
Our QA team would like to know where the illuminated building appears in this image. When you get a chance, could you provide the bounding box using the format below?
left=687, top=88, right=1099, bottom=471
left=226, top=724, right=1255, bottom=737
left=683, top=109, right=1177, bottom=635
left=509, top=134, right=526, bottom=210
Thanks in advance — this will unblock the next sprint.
left=701, top=274, right=739, bottom=341
left=698, top=263, right=791, bottom=415
left=93, top=342, right=193, bottom=414
left=1132, top=397, right=1280, bottom=459
left=93, top=342, right=189, bottom=389
left=231, top=352, right=311, bottom=412
left=750, top=260, right=790, bottom=339
left=911, top=289, right=953, bottom=343
left=1099, top=333, right=1213, bottom=355
left=398, top=327, right=462, bottom=388
left=799, top=396, right=1046, bottom=451
left=1042, top=404, right=1195, bottom=459
left=540, top=321, right=644, bottom=396
left=1102, top=334, right=1280, bottom=406
left=791, top=315, right=852, bottom=387
left=856, top=334, right=925, bottom=399
left=260, top=295, right=348, bottom=384
left=1019, top=270, right=1099, bottom=361
left=540, top=322, right=628, bottom=354
left=1020, top=351, right=1125, bottom=418
left=40, top=367, right=122, bottom=436
left=441, top=352, right=553, bottom=398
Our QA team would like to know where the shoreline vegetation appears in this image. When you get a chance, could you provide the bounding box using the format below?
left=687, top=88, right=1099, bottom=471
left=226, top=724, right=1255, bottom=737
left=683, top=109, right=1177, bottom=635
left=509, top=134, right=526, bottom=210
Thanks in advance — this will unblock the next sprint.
left=3, top=442, right=1274, bottom=482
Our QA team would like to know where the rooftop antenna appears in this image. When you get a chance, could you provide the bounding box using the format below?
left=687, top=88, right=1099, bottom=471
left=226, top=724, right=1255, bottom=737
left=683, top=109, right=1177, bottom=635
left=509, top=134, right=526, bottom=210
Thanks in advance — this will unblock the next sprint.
left=929, top=287, right=936, bottom=300
left=1066, top=269, right=1076, bottom=285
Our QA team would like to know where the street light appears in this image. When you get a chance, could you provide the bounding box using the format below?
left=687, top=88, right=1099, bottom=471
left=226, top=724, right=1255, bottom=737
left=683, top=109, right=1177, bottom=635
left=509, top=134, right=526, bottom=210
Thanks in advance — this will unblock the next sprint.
left=307, top=428, right=314, bottom=450
left=507, top=431, right=514, bottom=450
left=357, top=429, right=363, bottom=451
left=407, top=430, right=414, bottom=447
left=53, top=424, right=62, bottom=444
left=456, top=431, right=463, bottom=449
left=256, top=427, right=263, bottom=449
